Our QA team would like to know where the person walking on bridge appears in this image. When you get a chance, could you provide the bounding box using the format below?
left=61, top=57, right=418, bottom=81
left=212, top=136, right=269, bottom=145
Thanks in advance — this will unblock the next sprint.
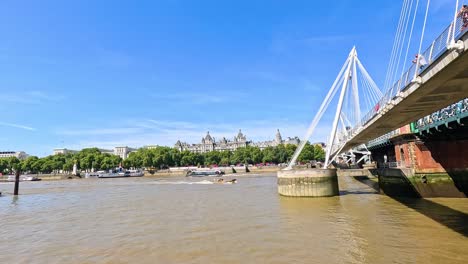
left=458, top=5, right=468, bottom=31
left=412, top=54, right=427, bottom=69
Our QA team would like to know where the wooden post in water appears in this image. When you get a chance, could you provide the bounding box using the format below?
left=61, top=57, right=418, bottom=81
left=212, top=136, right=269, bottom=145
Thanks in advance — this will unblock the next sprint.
left=13, top=169, right=20, bottom=195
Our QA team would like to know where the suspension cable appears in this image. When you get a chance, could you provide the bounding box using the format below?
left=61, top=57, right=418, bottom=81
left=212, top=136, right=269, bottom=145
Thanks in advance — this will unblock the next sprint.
left=392, top=0, right=414, bottom=88
left=414, top=0, right=431, bottom=77
left=400, top=0, right=420, bottom=81
left=356, top=58, right=383, bottom=98
left=387, top=0, right=412, bottom=91
left=383, top=0, right=410, bottom=92
left=360, top=74, right=374, bottom=112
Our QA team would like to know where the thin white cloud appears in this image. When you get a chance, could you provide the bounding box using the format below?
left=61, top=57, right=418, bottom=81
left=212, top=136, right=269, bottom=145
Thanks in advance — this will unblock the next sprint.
left=150, top=91, right=247, bottom=105
left=56, top=127, right=144, bottom=136
left=0, top=121, right=36, bottom=131
left=0, top=90, right=65, bottom=104
left=26, top=91, right=64, bottom=101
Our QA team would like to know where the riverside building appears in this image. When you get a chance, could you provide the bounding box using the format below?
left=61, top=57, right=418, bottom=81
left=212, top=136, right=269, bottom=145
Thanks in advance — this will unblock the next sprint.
left=0, top=151, right=29, bottom=160
left=53, top=146, right=136, bottom=159
left=174, top=129, right=300, bottom=153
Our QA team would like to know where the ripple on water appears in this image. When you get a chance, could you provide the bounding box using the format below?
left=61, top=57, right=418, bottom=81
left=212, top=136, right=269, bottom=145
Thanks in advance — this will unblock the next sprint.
left=1, top=175, right=468, bottom=263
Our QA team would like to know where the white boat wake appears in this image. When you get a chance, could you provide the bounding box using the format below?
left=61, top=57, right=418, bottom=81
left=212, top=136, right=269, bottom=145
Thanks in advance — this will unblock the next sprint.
left=150, top=180, right=214, bottom=185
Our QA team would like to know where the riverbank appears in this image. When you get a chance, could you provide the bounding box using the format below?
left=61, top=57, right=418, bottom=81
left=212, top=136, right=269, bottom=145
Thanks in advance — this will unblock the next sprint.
left=0, top=174, right=76, bottom=182
left=0, top=166, right=282, bottom=182
left=147, top=166, right=282, bottom=177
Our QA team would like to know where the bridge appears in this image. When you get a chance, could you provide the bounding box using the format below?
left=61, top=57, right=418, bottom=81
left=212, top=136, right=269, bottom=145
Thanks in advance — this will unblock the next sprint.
left=279, top=1, right=468, bottom=198
left=331, top=27, right=468, bottom=160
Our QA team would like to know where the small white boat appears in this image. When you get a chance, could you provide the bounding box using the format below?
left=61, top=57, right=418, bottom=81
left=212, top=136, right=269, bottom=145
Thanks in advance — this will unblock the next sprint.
left=7, top=175, right=41, bottom=182
left=96, top=168, right=144, bottom=178
left=97, top=172, right=127, bottom=178
left=87, top=171, right=107, bottom=177
left=128, top=170, right=144, bottom=177
left=23, top=175, right=41, bottom=181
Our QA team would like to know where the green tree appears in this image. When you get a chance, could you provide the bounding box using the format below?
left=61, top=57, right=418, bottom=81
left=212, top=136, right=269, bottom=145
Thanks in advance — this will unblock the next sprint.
left=7, top=157, right=20, bottom=171
left=20, top=156, right=39, bottom=173
left=262, top=147, right=278, bottom=164
left=40, top=159, right=55, bottom=173
left=298, top=142, right=315, bottom=163
left=204, top=151, right=221, bottom=166
left=63, top=159, right=75, bottom=172
left=101, top=155, right=121, bottom=170
left=0, top=158, right=9, bottom=174
left=284, top=144, right=297, bottom=161
left=313, top=145, right=325, bottom=161
left=251, top=149, right=263, bottom=164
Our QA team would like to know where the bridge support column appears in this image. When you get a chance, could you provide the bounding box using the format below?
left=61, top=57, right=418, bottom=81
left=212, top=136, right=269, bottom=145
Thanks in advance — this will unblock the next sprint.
left=277, top=169, right=339, bottom=197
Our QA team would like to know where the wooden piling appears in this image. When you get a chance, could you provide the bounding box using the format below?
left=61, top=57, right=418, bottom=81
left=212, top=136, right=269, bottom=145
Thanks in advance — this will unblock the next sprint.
left=13, top=170, right=20, bottom=196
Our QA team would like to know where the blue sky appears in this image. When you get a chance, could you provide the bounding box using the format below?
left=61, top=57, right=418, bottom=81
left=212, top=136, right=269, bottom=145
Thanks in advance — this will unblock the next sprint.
left=0, top=0, right=457, bottom=156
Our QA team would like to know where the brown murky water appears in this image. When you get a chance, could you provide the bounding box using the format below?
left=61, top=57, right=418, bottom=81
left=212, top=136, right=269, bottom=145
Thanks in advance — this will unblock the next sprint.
left=1, top=174, right=468, bottom=264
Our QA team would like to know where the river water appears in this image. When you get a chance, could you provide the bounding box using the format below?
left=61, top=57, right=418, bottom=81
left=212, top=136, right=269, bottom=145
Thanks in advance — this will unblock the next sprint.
left=1, top=174, right=468, bottom=264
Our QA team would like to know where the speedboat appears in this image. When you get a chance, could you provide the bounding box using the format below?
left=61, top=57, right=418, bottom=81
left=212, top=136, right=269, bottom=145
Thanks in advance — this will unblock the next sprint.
left=214, top=178, right=237, bottom=184
left=186, top=169, right=224, bottom=177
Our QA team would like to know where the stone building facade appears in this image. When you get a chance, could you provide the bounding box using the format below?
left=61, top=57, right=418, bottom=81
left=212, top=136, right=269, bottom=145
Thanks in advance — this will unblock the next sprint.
left=0, top=151, right=29, bottom=160
left=53, top=147, right=136, bottom=160
left=251, top=129, right=301, bottom=150
left=174, top=129, right=300, bottom=153
left=53, top=148, right=79, bottom=155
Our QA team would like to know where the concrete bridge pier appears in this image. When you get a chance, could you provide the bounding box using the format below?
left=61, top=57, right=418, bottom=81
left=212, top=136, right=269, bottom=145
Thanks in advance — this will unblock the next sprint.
left=277, top=169, right=339, bottom=197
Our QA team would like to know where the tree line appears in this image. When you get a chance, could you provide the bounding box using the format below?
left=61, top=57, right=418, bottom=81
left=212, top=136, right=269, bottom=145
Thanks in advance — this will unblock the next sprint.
left=121, top=142, right=323, bottom=168
left=0, top=148, right=122, bottom=175
left=0, top=143, right=324, bottom=174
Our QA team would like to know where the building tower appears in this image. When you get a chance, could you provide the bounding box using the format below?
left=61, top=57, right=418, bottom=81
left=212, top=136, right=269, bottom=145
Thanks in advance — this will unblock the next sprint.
left=275, top=129, right=283, bottom=145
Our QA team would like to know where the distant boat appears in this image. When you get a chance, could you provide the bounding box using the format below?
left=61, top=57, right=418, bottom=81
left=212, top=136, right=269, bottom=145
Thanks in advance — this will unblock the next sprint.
left=128, top=169, right=144, bottom=177
left=186, top=169, right=224, bottom=177
left=7, top=175, right=41, bottom=182
left=97, top=173, right=126, bottom=178
left=88, top=171, right=106, bottom=178
left=97, top=169, right=144, bottom=178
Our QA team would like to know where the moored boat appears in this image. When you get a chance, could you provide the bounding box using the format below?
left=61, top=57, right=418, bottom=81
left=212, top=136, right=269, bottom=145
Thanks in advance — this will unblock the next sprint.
left=6, top=175, right=41, bottom=182
left=128, top=169, right=144, bottom=177
left=97, top=171, right=129, bottom=178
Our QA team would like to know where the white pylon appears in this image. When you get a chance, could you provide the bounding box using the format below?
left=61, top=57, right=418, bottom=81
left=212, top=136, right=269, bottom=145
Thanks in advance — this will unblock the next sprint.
left=324, top=47, right=356, bottom=166
left=287, top=47, right=381, bottom=169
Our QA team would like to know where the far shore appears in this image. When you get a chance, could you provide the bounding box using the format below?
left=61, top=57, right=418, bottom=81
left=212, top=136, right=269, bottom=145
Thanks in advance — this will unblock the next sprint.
left=0, top=166, right=281, bottom=182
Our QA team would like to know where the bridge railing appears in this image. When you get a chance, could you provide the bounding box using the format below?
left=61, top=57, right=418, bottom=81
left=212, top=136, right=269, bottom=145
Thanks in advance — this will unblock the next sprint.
left=378, top=161, right=404, bottom=169
left=357, top=17, right=466, bottom=130
left=366, top=129, right=399, bottom=149
left=414, top=98, right=468, bottom=131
